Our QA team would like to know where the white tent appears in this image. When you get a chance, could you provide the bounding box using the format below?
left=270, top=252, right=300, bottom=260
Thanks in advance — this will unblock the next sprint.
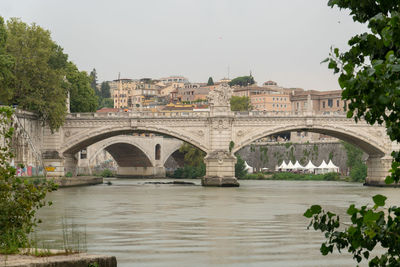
left=316, top=160, right=329, bottom=174
left=286, top=161, right=295, bottom=170
left=244, top=161, right=254, bottom=174
left=304, top=160, right=317, bottom=173
left=327, top=160, right=340, bottom=173
left=293, top=161, right=305, bottom=171
left=276, top=161, right=287, bottom=171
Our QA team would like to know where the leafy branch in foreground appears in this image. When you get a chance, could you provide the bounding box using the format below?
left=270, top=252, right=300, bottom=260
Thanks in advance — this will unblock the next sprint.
left=0, top=106, right=57, bottom=254
left=325, top=0, right=400, bottom=184
left=304, top=195, right=400, bottom=266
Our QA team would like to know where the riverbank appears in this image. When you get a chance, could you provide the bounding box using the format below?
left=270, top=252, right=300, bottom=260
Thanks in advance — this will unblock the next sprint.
left=25, top=176, right=103, bottom=188
left=0, top=250, right=116, bottom=267
left=239, top=172, right=358, bottom=182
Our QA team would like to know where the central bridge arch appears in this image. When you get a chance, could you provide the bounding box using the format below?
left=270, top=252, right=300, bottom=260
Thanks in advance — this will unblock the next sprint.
left=233, top=124, right=387, bottom=157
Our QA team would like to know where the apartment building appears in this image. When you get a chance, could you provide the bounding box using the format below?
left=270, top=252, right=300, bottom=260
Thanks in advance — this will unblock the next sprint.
left=290, top=90, right=346, bottom=113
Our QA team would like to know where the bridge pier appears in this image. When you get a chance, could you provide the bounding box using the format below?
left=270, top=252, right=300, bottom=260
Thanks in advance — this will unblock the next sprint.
left=365, top=155, right=392, bottom=186
left=202, top=150, right=239, bottom=187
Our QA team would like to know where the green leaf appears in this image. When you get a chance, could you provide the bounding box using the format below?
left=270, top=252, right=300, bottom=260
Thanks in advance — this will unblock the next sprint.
left=347, top=204, right=357, bottom=215
left=372, top=194, right=387, bottom=207
left=304, top=205, right=322, bottom=218
left=385, top=175, right=394, bottom=184
left=321, top=57, right=329, bottom=64
left=363, top=210, right=380, bottom=223
left=346, top=110, right=353, bottom=118
left=392, top=65, right=400, bottom=72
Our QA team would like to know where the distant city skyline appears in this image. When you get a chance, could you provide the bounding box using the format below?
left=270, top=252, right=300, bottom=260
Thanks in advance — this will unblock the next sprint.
left=0, top=0, right=366, bottom=90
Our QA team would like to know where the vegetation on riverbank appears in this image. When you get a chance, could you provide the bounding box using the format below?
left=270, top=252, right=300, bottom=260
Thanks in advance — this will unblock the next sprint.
left=239, top=172, right=341, bottom=181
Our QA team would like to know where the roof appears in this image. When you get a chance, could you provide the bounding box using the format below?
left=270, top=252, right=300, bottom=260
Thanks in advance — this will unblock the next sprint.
left=96, top=108, right=119, bottom=113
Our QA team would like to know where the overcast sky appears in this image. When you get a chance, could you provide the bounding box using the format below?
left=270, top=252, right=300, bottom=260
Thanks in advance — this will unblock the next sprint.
left=0, top=0, right=366, bottom=90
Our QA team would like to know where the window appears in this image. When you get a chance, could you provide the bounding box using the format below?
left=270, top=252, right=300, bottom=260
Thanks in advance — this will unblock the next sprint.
left=322, top=101, right=325, bottom=108
left=155, top=144, right=161, bottom=160
left=337, top=99, right=340, bottom=107
left=297, top=102, right=299, bottom=109
left=328, top=99, right=333, bottom=107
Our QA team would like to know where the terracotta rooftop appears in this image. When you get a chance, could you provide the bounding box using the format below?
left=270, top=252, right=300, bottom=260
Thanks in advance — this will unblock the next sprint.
left=96, top=107, right=119, bottom=113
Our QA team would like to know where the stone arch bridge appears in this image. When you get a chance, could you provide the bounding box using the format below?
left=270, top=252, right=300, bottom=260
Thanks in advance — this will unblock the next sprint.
left=28, top=104, right=397, bottom=187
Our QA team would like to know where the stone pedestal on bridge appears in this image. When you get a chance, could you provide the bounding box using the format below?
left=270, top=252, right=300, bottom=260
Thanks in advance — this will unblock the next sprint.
left=202, top=150, right=239, bottom=187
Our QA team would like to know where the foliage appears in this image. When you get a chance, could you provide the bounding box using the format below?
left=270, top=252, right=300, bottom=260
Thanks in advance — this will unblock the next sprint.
left=100, top=81, right=111, bottom=99
left=326, top=0, right=400, bottom=183
left=305, top=2, right=400, bottom=265
left=170, top=163, right=206, bottom=179
left=66, top=62, right=98, bottom=113
left=241, top=172, right=265, bottom=180
left=100, top=169, right=114, bottom=178
left=235, top=155, right=248, bottom=179
left=229, top=141, right=235, bottom=153
left=341, top=141, right=367, bottom=182
left=99, top=98, right=114, bottom=108
left=350, top=162, right=368, bottom=182
left=0, top=106, right=57, bottom=254
left=304, top=195, right=400, bottom=266
left=65, top=172, right=73, bottom=178
left=2, top=18, right=69, bottom=131
left=179, top=143, right=205, bottom=167
left=89, top=68, right=98, bottom=94
left=0, top=17, right=14, bottom=103
left=228, top=75, right=255, bottom=87
left=230, top=96, right=252, bottom=111
left=207, top=77, right=214, bottom=86
left=271, top=172, right=340, bottom=181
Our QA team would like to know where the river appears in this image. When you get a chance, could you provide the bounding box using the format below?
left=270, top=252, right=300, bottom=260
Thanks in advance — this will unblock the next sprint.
left=35, top=179, right=400, bottom=266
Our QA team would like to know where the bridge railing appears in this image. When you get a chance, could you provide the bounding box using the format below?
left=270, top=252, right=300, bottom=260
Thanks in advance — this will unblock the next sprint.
left=66, top=110, right=347, bottom=119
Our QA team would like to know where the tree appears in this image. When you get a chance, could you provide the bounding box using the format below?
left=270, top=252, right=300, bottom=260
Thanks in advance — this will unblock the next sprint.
left=235, top=155, right=248, bottom=179
left=2, top=18, right=68, bottom=131
left=207, top=77, right=214, bottom=86
left=100, top=81, right=111, bottom=98
left=305, top=1, right=400, bottom=265
left=66, top=62, right=98, bottom=113
left=0, top=17, right=14, bottom=103
left=179, top=143, right=205, bottom=167
left=342, top=141, right=367, bottom=181
left=230, top=96, right=252, bottom=111
left=89, top=68, right=99, bottom=95
left=228, top=76, right=255, bottom=87
left=0, top=107, right=57, bottom=253
left=99, top=98, right=114, bottom=108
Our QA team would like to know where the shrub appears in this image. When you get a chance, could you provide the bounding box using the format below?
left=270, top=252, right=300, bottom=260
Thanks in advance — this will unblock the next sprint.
left=100, top=169, right=113, bottom=178
left=65, top=172, right=73, bottom=177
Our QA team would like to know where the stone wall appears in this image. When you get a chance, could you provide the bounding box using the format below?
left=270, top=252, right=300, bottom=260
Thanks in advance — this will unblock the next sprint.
left=236, top=141, right=368, bottom=174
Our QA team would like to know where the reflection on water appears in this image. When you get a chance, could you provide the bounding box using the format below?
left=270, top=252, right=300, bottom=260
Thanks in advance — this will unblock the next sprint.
left=36, top=179, right=400, bottom=266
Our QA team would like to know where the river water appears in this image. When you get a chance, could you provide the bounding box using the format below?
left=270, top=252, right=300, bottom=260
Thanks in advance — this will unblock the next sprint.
left=35, top=179, right=400, bottom=266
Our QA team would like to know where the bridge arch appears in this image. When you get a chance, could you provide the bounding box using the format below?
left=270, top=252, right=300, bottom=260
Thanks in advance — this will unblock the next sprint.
left=87, top=137, right=154, bottom=168
left=61, top=125, right=208, bottom=157
left=233, top=124, right=387, bottom=157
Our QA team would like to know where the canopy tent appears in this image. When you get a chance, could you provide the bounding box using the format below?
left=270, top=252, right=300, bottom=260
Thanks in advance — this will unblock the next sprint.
left=327, top=160, right=340, bottom=173
left=244, top=161, right=254, bottom=174
left=315, top=160, right=329, bottom=174
left=276, top=161, right=288, bottom=171
left=286, top=161, right=295, bottom=170
left=304, top=160, right=317, bottom=173
left=293, top=161, right=305, bottom=170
